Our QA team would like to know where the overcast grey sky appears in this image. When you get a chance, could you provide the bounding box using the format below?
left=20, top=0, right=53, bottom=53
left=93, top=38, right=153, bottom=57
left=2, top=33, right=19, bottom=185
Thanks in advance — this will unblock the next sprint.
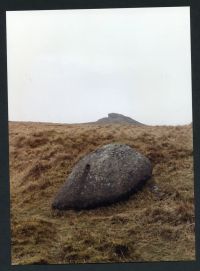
left=6, top=7, right=192, bottom=125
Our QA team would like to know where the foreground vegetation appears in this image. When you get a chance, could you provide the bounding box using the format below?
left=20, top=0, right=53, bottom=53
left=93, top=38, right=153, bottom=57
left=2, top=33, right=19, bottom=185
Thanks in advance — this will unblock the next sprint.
left=9, top=121, right=195, bottom=264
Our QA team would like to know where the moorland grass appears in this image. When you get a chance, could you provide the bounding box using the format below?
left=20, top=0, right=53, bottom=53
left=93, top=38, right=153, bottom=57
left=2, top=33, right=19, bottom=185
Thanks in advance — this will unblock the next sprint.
left=9, top=122, right=195, bottom=264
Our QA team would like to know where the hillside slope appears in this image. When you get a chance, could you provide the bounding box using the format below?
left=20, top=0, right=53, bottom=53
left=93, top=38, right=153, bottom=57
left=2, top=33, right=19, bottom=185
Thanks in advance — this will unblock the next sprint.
left=9, top=122, right=195, bottom=264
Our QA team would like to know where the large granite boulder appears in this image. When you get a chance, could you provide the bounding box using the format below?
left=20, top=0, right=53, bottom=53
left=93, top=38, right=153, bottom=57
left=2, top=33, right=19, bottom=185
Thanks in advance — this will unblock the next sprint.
left=52, top=143, right=152, bottom=210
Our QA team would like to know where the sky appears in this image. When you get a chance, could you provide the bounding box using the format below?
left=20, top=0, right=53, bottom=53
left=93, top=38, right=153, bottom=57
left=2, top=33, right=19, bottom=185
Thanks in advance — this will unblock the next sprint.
left=6, top=7, right=192, bottom=125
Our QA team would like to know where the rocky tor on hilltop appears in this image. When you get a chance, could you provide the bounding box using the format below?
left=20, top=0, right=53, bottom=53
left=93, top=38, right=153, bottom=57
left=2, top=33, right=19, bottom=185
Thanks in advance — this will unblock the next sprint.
left=96, top=113, right=144, bottom=125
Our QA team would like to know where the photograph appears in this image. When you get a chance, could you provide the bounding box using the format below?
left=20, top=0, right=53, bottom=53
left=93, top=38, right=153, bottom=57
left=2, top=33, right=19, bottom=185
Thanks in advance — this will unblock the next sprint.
left=6, top=6, right=195, bottom=265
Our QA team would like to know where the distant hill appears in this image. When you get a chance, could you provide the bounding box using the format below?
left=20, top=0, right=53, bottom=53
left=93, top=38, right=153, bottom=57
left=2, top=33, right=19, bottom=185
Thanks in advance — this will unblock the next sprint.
left=96, top=113, right=144, bottom=125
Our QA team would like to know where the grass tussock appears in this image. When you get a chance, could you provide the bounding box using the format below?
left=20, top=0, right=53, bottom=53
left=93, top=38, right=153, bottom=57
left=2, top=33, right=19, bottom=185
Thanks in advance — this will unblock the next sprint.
left=9, top=121, right=195, bottom=264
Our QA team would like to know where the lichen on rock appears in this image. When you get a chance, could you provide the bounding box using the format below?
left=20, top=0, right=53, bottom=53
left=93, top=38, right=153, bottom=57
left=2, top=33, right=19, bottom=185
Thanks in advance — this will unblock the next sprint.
left=52, top=143, right=152, bottom=210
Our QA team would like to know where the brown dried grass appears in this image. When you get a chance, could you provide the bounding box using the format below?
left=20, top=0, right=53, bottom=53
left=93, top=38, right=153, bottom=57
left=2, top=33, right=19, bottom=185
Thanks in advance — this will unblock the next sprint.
left=9, top=121, right=195, bottom=264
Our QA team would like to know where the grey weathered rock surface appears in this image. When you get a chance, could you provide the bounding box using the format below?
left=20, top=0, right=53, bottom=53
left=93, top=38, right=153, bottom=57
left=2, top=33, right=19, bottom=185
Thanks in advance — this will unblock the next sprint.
left=96, top=113, right=144, bottom=125
left=52, top=143, right=152, bottom=210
